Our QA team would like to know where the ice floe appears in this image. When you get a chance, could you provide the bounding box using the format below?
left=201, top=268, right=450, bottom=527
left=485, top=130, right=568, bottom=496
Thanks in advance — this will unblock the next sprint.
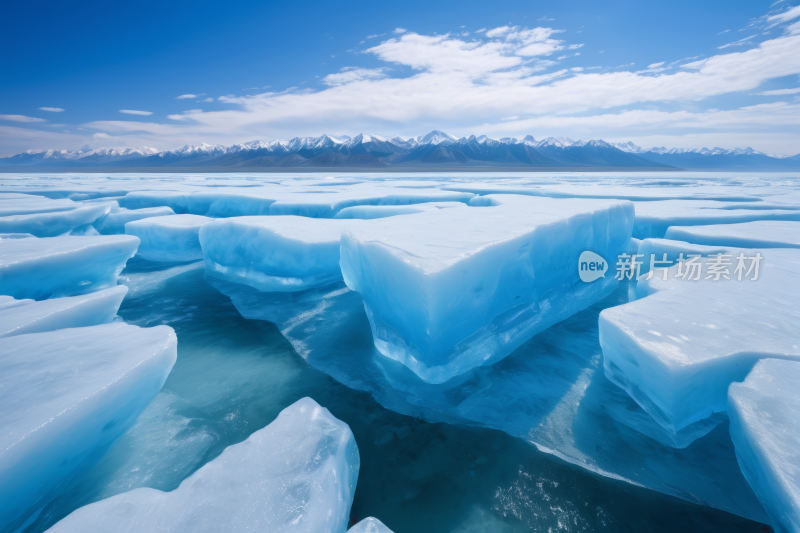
left=93, top=206, right=176, bottom=234
left=0, top=323, right=176, bottom=531
left=201, top=216, right=361, bottom=292
left=600, top=248, right=800, bottom=443
left=340, top=195, right=634, bottom=383
left=0, top=286, right=127, bottom=337
left=0, top=235, right=139, bottom=299
left=729, top=358, right=800, bottom=533
left=126, top=214, right=211, bottom=262
left=48, top=397, right=359, bottom=533
left=0, top=202, right=116, bottom=237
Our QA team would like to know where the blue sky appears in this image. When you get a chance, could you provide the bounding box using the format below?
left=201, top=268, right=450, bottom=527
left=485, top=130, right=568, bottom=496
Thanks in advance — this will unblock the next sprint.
left=1, top=0, right=800, bottom=155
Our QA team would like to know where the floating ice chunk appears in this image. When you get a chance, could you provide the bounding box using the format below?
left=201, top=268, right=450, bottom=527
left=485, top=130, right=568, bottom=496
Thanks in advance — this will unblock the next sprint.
left=0, top=193, right=78, bottom=216
left=728, top=359, right=800, bottom=533
left=632, top=200, right=800, bottom=239
left=0, top=233, right=34, bottom=239
left=48, top=397, right=359, bottom=533
left=665, top=221, right=800, bottom=249
left=0, top=323, right=177, bottom=532
left=334, top=201, right=466, bottom=219
left=0, top=202, right=116, bottom=237
left=600, top=249, right=800, bottom=443
left=126, top=214, right=211, bottom=262
left=0, top=235, right=139, bottom=300
left=201, top=216, right=360, bottom=291
left=349, top=517, right=395, bottom=533
left=94, top=206, right=176, bottom=234
left=340, top=195, right=634, bottom=383
left=0, top=286, right=127, bottom=338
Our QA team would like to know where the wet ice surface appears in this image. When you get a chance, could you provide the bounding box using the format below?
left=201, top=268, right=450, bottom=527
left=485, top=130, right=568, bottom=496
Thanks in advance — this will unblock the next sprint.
left=22, top=259, right=762, bottom=533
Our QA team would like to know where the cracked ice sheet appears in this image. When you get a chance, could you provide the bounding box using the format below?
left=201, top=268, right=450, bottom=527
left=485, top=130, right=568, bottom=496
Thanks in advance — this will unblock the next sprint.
left=208, top=277, right=767, bottom=522
left=441, top=183, right=767, bottom=202
left=631, top=200, right=800, bottom=239
left=0, top=235, right=139, bottom=300
left=0, top=323, right=177, bottom=532
left=48, top=398, right=359, bottom=533
left=665, top=221, right=800, bottom=249
left=118, top=183, right=473, bottom=218
left=600, top=249, right=800, bottom=444
left=728, top=359, right=800, bottom=533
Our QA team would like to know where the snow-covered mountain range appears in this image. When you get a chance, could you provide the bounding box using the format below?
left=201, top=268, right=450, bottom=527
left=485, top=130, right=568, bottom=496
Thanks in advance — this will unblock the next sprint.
left=2, top=132, right=798, bottom=170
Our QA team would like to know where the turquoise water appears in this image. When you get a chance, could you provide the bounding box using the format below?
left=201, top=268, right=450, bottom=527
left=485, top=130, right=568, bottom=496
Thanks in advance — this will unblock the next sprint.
left=23, top=259, right=764, bottom=533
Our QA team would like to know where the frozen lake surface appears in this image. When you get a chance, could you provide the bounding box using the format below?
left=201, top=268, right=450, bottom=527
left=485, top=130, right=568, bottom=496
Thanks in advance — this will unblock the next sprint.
left=2, top=171, right=798, bottom=533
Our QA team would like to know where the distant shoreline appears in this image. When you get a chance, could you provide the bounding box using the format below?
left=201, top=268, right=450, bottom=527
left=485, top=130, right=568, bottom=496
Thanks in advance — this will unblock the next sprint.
left=1, top=165, right=681, bottom=173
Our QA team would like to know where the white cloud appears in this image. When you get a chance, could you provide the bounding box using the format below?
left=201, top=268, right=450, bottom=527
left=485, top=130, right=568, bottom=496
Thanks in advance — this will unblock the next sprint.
left=759, top=86, right=800, bottom=95
left=176, top=94, right=198, bottom=99
left=365, top=33, right=385, bottom=39
left=716, top=29, right=730, bottom=35
left=568, top=44, right=584, bottom=50
left=93, top=133, right=111, bottom=140
left=476, top=28, right=486, bottom=33
left=39, top=107, right=64, bottom=112
left=199, top=97, right=214, bottom=102
left=120, top=110, right=153, bottom=115
left=647, top=61, right=666, bottom=69
left=323, top=67, right=387, bottom=86
left=393, top=28, right=407, bottom=34
left=485, top=26, right=511, bottom=38
left=718, top=35, right=758, bottom=49
left=767, top=4, right=800, bottom=24
left=0, top=114, right=46, bottom=122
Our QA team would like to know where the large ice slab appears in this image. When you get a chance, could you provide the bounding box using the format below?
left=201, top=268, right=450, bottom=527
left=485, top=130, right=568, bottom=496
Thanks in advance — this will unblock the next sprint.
left=0, top=286, right=127, bottom=338
left=0, top=323, right=177, bottom=532
left=201, top=216, right=361, bottom=291
left=94, top=206, right=176, bottom=234
left=126, top=214, right=211, bottom=262
left=728, top=359, right=800, bottom=533
left=48, top=397, right=359, bottom=533
left=340, top=195, right=634, bottom=383
left=600, top=249, right=800, bottom=442
left=632, top=200, right=800, bottom=239
left=0, top=202, right=116, bottom=237
left=665, top=221, right=800, bottom=249
left=0, top=235, right=139, bottom=300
